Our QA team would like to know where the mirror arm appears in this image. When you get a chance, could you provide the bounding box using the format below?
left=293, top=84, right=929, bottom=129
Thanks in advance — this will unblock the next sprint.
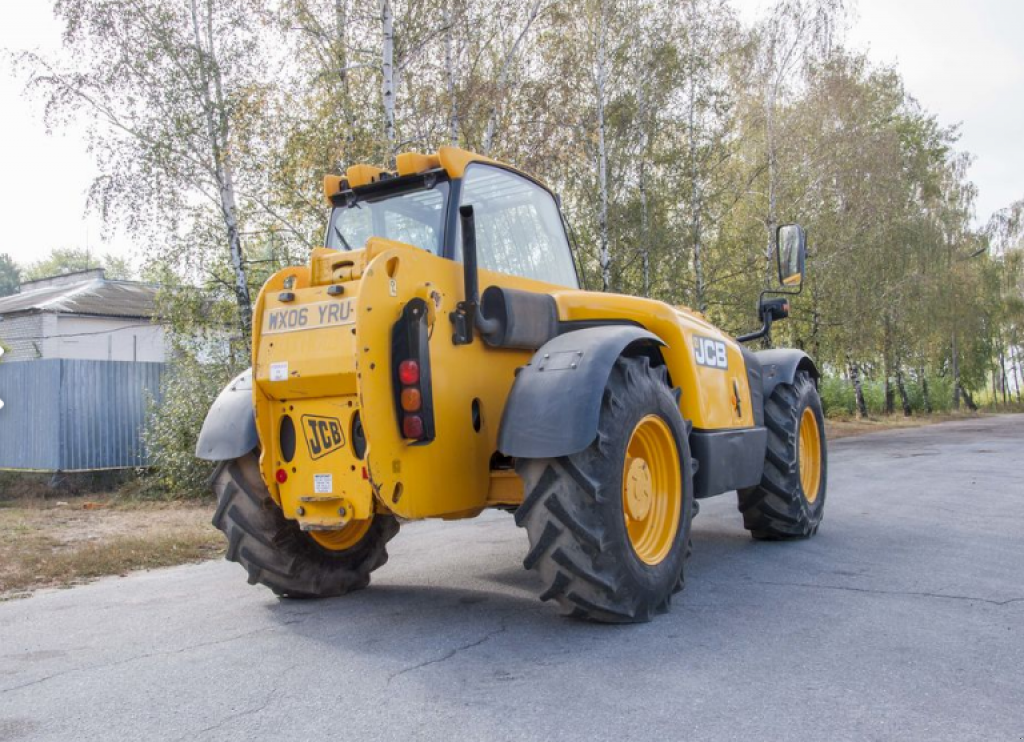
left=737, top=313, right=772, bottom=344
left=737, top=294, right=791, bottom=344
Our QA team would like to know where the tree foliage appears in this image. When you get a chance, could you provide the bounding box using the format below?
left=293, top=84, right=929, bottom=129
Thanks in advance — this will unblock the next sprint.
left=0, top=254, right=19, bottom=297
left=20, top=247, right=133, bottom=282
left=18, top=0, right=1024, bottom=493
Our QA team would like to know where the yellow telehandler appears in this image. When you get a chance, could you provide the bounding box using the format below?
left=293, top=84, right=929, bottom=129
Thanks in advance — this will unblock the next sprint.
left=196, top=147, right=826, bottom=623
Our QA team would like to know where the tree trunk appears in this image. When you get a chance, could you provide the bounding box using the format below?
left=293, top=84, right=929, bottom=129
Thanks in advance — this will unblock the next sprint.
left=883, top=317, right=894, bottom=414
left=1014, top=340, right=1023, bottom=404
left=810, top=294, right=821, bottom=361
left=336, top=0, right=355, bottom=163
left=999, top=349, right=1009, bottom=406
left=919, top=367, right=933, bottom=414
left=481, top=0, right=543, bottom=155
left=896, top=367, right=911, bottom=417
left=639, top=159, right=650, bottom=297
left=951, top=330, right=960, bottom=411
left=380, top=0, right=396, bottom=166
left=595, top=0, right=610, bottom=291
left=764, top=84, right=778, bottom=287
left=849, top=362, right=868, bottom=418
left=960, top=384, right=978, bottom=412
left=444, top=0, right=458, bottom=145
left=688, top=45, right=705, bottom=312
left=190, top=0, right=251, bottom=345
left=637, top=79, right=650, bottom=298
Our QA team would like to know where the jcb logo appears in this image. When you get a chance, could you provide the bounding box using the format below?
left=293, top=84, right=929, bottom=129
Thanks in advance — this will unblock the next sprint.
left=302, top=415, right=345, bottom=460
left=694, top=336, right=728, bottom=370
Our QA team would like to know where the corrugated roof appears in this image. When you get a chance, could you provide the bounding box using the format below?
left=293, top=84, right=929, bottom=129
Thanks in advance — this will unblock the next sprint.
left=0, top=277, right=158, bottom=319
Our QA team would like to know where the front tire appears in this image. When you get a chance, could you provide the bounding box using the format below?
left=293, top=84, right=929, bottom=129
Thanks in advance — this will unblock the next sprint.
left=211, top=452, right=399, bottom=598
left=515, top=356, right=695, bottom=623
left=738, top=370, right=827, bottom=539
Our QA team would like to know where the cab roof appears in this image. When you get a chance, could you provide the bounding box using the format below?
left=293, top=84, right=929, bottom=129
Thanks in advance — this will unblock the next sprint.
left=323, top=146, right=533, bottom=204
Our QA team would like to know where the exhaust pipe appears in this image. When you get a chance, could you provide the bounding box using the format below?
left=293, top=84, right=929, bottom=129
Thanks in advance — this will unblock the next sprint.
left=452, top=204, right=500, bottom=344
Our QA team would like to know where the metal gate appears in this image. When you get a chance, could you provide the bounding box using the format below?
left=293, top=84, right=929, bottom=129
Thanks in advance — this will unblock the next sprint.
left=0, top=359, right=165, bottom=471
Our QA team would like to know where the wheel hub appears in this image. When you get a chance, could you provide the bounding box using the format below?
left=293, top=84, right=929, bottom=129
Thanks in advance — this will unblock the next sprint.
left=624, top=457, right=654, bottom=521
left=309, top=516, right=373, bottom=551
left=620, top=414, right=683, bottom=565
left=798, top=407, right=822, bottom=502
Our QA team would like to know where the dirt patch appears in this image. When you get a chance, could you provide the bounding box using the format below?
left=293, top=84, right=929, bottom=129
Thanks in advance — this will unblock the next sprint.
left=0, top=497, right=221, bottom=600
left=824, top=412, right=984, bottom=441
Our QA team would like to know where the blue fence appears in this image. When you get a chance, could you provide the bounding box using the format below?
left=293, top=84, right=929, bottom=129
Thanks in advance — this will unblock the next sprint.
left=0, top=359, right=165, bottom=471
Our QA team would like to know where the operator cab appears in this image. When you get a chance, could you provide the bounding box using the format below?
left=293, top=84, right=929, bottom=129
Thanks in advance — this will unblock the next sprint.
left=325, top=150, right=579, bottom=289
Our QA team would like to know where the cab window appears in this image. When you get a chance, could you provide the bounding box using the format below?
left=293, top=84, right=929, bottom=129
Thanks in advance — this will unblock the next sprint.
left=326, top=182, right=449, bottom=253
left=458, top=165, right=578, bottom=288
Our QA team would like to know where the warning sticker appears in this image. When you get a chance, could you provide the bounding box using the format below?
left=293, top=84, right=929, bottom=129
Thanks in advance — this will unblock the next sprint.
left=269, top=362, right=288, bottom=381
left=314, top=473, right=333, bottom=494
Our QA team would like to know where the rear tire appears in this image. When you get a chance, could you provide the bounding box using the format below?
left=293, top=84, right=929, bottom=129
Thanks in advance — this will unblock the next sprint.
left=211, top=452, right=399, bottom=598
left=515, top=356, right=695, bottom=623
left=738, top=370, right=826, bottom=539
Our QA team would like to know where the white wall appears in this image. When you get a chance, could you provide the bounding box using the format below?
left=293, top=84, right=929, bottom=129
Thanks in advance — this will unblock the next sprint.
left=48, top=315, right=166, bottom=362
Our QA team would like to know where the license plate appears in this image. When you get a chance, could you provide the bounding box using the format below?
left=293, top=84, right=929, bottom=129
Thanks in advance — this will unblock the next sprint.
left=263, top=298, right=355, bottom=335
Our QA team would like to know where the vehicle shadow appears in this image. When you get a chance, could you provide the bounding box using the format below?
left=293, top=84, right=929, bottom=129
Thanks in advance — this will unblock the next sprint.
left=257, top=520, right=772, bottom=639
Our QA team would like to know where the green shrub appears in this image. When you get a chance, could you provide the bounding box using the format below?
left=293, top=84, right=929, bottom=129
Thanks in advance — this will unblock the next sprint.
left=819, top=376, right=855, bottom=417
left=928, top=375, right=953, bottom=413
left=818, top=371, right=955, bottom=417
left=141, top=355, right=240, bottom=499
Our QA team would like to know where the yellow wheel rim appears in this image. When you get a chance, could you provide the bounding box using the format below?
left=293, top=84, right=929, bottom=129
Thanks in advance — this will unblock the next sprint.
left=798, top=408, right=822, bottom=503
left=621, top=415, right=682, bottom=566
left=309, top=516, right=373, bottom=552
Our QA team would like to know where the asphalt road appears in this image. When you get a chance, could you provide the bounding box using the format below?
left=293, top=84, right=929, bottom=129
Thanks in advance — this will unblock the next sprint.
left=2, top=415, right=1022, bottom=742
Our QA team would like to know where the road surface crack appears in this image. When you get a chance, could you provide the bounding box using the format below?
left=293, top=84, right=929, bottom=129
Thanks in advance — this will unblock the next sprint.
left=387, top=621, right=508, bottom=685
left=179, top=691, right=275, bottom=741
left=737, top=580, right=1022, bottom=606
left=0, top=616, right=313, bottom=695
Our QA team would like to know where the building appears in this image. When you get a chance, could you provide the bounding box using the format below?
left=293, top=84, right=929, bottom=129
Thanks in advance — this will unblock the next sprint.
left=0, top=268, right=166, bottom=362
left=0, top=269, right=167, bottom=471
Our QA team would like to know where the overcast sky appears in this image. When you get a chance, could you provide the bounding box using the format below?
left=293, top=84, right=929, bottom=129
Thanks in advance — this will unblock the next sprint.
left=1, top=0, right=1022, bottom=270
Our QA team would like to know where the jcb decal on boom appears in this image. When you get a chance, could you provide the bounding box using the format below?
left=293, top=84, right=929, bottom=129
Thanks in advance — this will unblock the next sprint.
left=693, top=336, right=728, bottom=370
left=302, top=415, right=346, bottom=459
left=263, top=298, right=355, bottom=335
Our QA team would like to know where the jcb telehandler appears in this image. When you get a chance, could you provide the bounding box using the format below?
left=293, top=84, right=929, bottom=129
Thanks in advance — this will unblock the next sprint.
left=196, top=147, right=826, bottom=623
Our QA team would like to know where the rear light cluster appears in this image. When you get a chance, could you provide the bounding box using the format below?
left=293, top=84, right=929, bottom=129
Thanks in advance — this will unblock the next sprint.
left=398, top=360, right=424, bottom=438
left=392, top=299, right=435, bottom=443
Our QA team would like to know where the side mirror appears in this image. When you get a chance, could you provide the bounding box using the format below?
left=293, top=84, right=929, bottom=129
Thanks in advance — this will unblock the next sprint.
left=777, top=224, right=807, bottom=288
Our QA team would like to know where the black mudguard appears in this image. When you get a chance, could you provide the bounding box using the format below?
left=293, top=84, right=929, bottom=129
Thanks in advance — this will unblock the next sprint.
left=755, top=348, right=820, bottom=400
left=195, top=368, right=258, bottom=461
left=497, top=326, right=665, bottom=459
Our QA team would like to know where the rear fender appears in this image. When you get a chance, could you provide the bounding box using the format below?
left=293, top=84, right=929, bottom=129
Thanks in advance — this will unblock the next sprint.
left=498, top=326, right=665, bottom=459
left=195, top=369, right=258, bottom=462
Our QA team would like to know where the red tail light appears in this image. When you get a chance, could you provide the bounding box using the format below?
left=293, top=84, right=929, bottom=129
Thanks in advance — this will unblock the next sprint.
left=398, top=359, right=420, bottom=385
left=402, top=415, right=424, bottom=439
left=392, top=299, right=435, bottom=443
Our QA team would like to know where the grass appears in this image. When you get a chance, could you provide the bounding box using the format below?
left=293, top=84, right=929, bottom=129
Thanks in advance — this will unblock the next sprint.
left=0, top=496, right=221, bottom=600
left=824, top=411, right=969, bottom=440
left=823, top=407, right=1024, bottom=439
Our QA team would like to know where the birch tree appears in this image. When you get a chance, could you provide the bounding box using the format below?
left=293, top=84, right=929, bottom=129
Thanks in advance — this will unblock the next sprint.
left=751, top=0, right=844, bottom=284
left=594, top=0, right=611, bottom=291
left=380, top=0, right=396, bottom=162
left=21, top=0, right=280, bottom=344
left=480, top=0, right=546, bottom=155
